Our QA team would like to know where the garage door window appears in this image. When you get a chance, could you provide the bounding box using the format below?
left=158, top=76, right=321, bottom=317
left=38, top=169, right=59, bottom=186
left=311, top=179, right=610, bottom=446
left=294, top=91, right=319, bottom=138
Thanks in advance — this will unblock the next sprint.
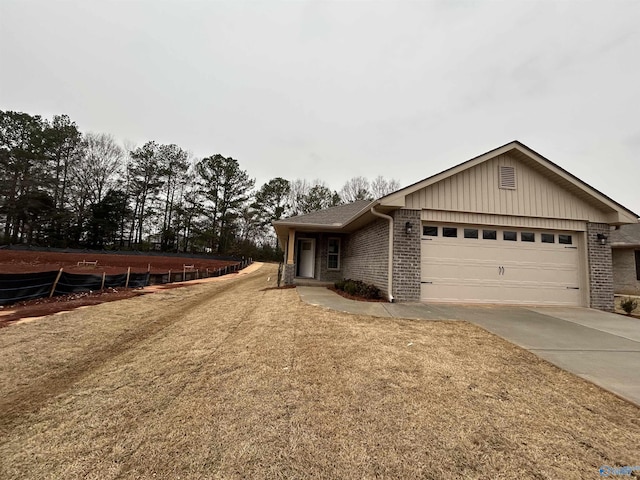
left=483, top=230, right=497, bottom=240
left=464, top=228, right=479, bottom=239
left=541, top=233, right=555, bottom=243
left=559, top=235, right=573, bottom=245
left=503, top=231, right=517, bottom=241
left=423, top=226, right=438, bottom=236
left=443, top=227, right=458, bottom=238
left=521, top=232, right=535, bottom=242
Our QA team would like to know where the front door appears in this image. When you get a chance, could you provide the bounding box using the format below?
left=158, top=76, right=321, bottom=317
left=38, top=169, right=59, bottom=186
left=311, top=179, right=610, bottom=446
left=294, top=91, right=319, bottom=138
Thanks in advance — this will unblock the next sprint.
left=298, top=239, right=315, bottom=278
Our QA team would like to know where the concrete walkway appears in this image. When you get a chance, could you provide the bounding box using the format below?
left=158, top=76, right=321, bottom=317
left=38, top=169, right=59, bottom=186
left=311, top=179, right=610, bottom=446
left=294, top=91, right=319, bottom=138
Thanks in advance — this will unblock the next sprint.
left=296, top=286, right=640, bottom=406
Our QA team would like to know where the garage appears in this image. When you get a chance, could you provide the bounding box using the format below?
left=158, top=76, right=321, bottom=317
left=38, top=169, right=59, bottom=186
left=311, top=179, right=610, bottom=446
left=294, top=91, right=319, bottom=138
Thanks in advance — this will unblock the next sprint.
left=420, top=223, right=584, bottom=306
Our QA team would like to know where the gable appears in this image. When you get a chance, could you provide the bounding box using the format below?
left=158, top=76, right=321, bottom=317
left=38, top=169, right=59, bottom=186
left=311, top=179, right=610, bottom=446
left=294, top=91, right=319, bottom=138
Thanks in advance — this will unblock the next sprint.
left=380, top=141, right=638, bottom=225
left=404, top=152, right=610, bottom=222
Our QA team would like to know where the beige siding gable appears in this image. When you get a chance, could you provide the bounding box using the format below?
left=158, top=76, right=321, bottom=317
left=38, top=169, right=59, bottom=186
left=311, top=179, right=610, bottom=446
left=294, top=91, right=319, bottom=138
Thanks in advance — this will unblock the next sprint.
left=404, top=152, right=610, bottom=222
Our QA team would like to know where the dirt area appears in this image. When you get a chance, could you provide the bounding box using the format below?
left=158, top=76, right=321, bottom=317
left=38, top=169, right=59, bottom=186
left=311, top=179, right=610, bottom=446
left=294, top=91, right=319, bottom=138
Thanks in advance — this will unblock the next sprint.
left=0, top=249, right=238, bottom=274
left=0, top=288, right=145, bottom=327
left=1, top=263, right=639, bottom=479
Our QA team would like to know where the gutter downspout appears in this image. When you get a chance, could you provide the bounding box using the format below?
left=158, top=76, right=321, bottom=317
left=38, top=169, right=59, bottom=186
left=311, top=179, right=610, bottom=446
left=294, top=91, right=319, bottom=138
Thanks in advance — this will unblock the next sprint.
left=370, top=206, right=394, bottom=303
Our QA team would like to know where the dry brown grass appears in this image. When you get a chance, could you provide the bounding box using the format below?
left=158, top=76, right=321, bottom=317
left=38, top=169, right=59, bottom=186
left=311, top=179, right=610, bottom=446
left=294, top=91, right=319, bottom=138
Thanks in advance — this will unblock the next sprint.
left=1, top=264, right=639, bottom=479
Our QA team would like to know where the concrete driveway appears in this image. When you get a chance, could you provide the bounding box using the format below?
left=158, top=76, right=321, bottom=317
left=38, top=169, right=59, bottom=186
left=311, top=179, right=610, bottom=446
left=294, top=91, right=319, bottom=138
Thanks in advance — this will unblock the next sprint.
left=297, top=287, right=640, bottom=406
left=459, top=305, right=640, bottom=407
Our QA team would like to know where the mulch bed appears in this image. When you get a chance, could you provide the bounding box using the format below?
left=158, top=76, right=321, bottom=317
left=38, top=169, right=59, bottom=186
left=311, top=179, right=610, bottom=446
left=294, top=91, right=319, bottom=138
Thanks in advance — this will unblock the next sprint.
left=327, top=286, right=388, bottom=303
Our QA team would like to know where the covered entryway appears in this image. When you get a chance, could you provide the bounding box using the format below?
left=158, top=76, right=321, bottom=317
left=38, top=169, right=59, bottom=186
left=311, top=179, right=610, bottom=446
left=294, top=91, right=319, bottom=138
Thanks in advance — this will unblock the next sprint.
left=420, top=224, right=584, bottom=306
left=296, top=238, right=315, bottom=278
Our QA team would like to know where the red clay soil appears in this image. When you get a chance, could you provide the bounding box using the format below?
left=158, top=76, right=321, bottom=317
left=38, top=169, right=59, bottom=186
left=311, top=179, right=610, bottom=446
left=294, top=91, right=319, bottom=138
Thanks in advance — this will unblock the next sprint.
left=0, top=250, right=238, bottom=274
left=0, top=250, right=243, bottom=327
left=0, top=288, right=145, bottom=328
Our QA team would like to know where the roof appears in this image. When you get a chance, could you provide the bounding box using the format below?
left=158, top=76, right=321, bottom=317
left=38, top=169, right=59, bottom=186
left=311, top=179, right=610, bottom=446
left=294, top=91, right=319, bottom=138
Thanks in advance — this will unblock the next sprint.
left=379, top=140, right=639, bottom=224
left=611, top=223, right=640, bottom=248
left=273, top=141, right=638, bottom=250
left=274, top=200, right=374, bottom=228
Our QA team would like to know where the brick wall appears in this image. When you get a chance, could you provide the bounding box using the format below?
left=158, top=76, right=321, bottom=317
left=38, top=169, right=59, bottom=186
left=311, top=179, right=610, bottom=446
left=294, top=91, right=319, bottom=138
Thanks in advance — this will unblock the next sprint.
left=342, top=218, right=389, bottom=297
left=282, top=263, right=295, bottom=285
left=587, top=222, right=614, bottom=311
left=392, top=209, right=421, bottom=302
left=612, top=248, right=640, bottom=295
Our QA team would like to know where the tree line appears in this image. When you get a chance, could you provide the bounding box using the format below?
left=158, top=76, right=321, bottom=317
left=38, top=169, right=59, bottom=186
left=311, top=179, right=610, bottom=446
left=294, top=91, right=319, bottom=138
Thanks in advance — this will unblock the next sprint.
left=0, top=110, right=400, bottom=259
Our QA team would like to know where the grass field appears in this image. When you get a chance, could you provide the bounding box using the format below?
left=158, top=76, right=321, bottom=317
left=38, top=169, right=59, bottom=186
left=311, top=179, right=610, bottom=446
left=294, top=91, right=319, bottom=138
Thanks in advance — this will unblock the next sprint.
left=1, top=263, right=638, bottom=479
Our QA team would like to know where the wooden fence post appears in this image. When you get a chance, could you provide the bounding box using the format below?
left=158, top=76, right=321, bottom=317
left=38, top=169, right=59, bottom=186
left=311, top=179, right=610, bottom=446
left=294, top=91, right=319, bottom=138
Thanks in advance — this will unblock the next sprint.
left=125, top=267, right=131, bottom=288
left=101, top=272, right=106, bottom=291
left=168, top=269, right=171, bottom=284
left=50, top=268, right=63, bottom=298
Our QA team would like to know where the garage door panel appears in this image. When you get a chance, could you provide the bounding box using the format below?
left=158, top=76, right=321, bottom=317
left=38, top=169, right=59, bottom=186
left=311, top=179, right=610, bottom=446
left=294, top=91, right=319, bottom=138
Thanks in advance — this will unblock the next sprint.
left=420, top=225, right=582, bottom=306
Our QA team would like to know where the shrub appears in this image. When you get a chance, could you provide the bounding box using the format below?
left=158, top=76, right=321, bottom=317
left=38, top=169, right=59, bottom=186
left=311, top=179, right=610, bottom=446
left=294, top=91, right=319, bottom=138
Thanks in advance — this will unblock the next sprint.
left=334, top=278, right=381, bottom=300
left=620, top=297, right=638, bottom=315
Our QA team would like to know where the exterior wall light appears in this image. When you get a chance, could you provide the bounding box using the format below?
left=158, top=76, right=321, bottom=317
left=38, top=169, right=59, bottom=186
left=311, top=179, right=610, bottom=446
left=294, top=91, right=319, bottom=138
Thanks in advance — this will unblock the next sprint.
left=597, top=233, right=608, bottom=245
left=405, top=221, right=413, bottom=235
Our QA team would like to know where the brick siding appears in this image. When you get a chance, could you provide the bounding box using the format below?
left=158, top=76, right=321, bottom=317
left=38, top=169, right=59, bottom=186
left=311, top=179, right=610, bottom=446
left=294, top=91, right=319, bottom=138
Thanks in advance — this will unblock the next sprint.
left=342, top=218, right=389, bottom=297
left=587, top=222, right=614, bottom=311
left=392, top=209, right=421, bottom=302
left=612, top=248, right=640, bottom=295
left=282, top=263, right=295, bottom=285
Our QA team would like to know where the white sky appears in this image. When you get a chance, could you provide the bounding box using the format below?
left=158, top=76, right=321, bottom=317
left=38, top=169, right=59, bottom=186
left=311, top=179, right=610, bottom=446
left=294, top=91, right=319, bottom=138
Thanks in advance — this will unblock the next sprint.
left=1, top=0, right=639, bottom=215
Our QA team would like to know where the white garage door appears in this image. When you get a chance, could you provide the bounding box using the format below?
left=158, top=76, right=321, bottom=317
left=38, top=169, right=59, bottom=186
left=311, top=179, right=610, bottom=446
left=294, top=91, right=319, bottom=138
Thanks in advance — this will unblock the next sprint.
left=420, top=224, right=582, bottom=306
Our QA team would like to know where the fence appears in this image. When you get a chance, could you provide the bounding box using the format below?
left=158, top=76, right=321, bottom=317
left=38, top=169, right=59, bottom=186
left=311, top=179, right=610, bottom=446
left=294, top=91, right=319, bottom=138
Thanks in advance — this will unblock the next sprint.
left=0, top=258, right=253, bottom=307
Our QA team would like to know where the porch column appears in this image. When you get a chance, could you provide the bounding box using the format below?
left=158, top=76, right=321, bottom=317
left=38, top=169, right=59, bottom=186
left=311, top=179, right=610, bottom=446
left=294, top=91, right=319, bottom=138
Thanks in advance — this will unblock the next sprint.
left=287, top=229, right=296, bottom=264
left=283, top=229, right=296, bottom=285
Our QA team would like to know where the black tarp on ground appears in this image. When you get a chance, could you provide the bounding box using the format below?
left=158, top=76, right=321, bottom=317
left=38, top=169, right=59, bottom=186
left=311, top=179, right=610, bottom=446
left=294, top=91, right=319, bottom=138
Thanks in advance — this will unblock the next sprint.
left=0, top=271, right=150, bottom=306
left=0, top=271, right=60, bottom=305
left=53, top=272, right=150, bottom=294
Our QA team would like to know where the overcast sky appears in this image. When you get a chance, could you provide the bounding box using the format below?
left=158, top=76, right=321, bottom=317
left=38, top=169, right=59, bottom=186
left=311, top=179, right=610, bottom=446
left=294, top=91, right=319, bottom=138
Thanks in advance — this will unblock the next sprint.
left=1, top=0, right=638, bottom=214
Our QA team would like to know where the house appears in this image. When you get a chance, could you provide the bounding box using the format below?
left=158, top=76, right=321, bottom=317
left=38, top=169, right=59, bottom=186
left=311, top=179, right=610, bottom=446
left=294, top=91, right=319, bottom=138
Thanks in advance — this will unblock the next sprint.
left=611, top=223, right=640, bottom=295
left=273, top=141, right=639, bottom=311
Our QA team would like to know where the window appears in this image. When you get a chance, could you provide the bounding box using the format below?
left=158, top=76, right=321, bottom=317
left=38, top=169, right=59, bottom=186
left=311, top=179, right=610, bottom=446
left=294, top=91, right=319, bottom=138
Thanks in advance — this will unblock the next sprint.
left=483, top=230, right=497, bottom=240
left=559, top=235, right=573, bottom=245
left=521, top=232, right=535, bottom=242
left=635, top=251, right=640, bottom=281
left=327, top=238, right=340, bottom=270
left=423, top=226, right=438, bottom=236
left=541, top=233, right=555, bottom=243
left=443, top=227, right=458, bottom=238
left=464, top=228, right=478, bottom=239
left=503, top=231, right=517, bottom=241
left=499, top=165, right=516, bottom=189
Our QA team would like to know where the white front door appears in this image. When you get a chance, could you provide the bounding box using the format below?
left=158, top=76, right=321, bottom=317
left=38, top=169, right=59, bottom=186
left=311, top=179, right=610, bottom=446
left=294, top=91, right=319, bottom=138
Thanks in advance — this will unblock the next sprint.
left=298, top=239, right=315, bottom=278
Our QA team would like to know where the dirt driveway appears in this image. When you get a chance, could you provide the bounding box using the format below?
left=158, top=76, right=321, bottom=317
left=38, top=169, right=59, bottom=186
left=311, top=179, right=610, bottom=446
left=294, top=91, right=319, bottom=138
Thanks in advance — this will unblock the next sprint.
left=1, top=264, right=639, bottom=479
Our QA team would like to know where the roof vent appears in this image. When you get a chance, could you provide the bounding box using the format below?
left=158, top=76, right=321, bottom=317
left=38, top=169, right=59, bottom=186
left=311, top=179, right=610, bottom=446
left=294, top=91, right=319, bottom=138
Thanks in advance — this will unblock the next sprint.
left=499, top=165, right=516, bottom=190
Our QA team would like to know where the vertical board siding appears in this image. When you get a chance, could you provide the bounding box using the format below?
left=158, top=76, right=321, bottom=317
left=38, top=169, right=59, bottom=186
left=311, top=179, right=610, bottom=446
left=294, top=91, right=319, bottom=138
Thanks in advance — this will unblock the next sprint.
left=405, top=153, right=608, bottom=222
left=421, top=211, right=587, bottom=231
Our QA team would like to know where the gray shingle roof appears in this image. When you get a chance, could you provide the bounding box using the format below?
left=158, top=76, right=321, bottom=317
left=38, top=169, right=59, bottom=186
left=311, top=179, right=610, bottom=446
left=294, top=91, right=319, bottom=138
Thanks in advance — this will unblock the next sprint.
left=611, top=223, right=640, bottom=247
left=274, top=200, right=373, bottom=226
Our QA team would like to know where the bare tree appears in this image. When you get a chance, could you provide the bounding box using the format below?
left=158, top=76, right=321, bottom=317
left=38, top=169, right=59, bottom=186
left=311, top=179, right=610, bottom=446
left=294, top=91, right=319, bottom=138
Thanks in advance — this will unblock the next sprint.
left=72, top=132, right=124, bottom=205
left=66, top=133, right=124, bottom=244
left=370, top=175, right=401, bottom=199
left=340, top=176, right=372, bottom=203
